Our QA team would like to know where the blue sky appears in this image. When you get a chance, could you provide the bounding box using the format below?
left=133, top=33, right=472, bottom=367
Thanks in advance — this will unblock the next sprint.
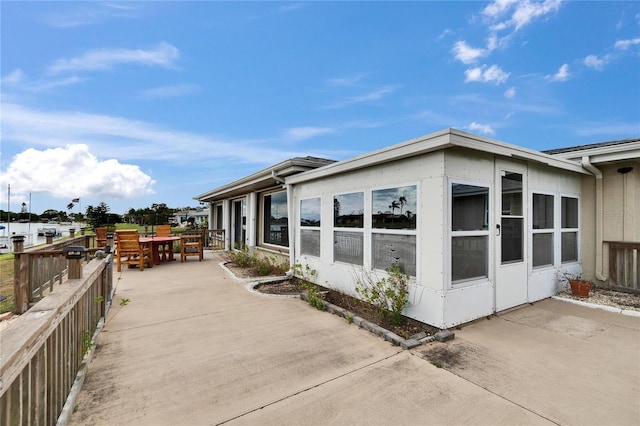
left=1, top=1, right=639, bottom=216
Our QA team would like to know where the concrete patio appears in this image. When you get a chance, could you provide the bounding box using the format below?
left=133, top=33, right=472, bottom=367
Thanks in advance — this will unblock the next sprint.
left=69, top=251, right=640, bottom=426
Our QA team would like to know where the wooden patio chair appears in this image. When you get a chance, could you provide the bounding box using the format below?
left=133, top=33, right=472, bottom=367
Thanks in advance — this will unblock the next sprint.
left=115, top=230, right=153, bottom=272
left=180, top=231, right=203, bottom=262
left=155, top=224, right=172, bottom=237
left=95, top=227, right=107, bottom=248
left=155, top=224, right=173, bottom=258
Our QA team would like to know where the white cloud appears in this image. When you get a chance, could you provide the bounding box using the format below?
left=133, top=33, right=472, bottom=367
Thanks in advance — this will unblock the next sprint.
left=48, top=42, right=180, bottom=74
left=327, top=73, right=368, bottom=87
left=465, top=64, right=510, bottom=84
left=504, top=86, right=516, bottom=98
left=1, top=68, right=25, bottom=84
left=484, top=0, right=563, bottom=32
left=140, top=84, right=201, bottom=99
left=1, top=103, right=310, bottom=166
left=583, top=55, right=607, bottom=70
left=284, top=126, right=334, bottom=142
left=452, top=41, right=488, bottom=64
left=2, top=69, right=83, bottom=92
left=614, top=38, right=640, bottom=50
left=44, top=2, right=142, bottom=28
left=546, top=63, right=570, bottom=81
left=1, top=144, right=155, bottom=200
left=467, top=121, right=496, bottom=136
left=324, top=85, right=398, bottom=109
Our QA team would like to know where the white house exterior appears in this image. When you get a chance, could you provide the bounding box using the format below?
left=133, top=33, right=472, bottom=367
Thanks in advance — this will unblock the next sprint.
left=196, top=129, right=639, bottom=329
left=544, top=138, right=640, bottom=293
left=194, top=157, right=335, bottom=252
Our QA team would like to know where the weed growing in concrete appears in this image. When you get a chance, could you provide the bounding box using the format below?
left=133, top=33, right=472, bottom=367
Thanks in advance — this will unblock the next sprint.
left=120, top=298, right=130, bottom=306
left=81, top=330, right=96, bottom=356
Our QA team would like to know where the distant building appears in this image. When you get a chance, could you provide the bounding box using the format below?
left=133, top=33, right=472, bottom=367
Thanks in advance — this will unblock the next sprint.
left=171, top=207, right=210, bottom=227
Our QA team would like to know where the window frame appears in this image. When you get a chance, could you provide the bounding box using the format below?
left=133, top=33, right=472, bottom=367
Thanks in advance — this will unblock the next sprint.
left=448, top=179, right=492, bottom=287
left=300, top=196, right=322, bottom=258
left=370, top=183, right=419, bottom=277
left=560, top=195, right=580, bottom=264
left=260, top=189, right=289, bottom=249
left=531, top=192, right=555, bottom=270
left=332, top=190, right=365, bottom=265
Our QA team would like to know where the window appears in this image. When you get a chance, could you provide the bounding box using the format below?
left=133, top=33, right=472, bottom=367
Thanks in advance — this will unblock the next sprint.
left=561, top=196, right=579, bottom=262
left=334, top=231, right=363, bottom=265
left=501, top=172, right=523, bottom=264
left=371, top=185, right=417, bottom=275
left=300, top=198, right=321, bottom=257
left=263, top=191, right=288, bottom=247
left=372, top=234, right=416, bottom=276
left=451, top=183, right=490, bottom=283
left=334, top=192, right=363, bottom=228
left=372, top=186, right=417, bottom=230
left=532, top=194, right=554, bottom=268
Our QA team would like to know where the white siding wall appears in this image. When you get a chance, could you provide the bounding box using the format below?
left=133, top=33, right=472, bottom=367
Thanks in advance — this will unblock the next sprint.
left=292, top=152, right=447, bottom=326
left=442, top=149, right=495, bottom=327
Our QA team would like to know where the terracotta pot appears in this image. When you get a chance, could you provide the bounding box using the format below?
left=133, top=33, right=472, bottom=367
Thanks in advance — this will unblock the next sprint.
left=569, top=279, right=591, bottom=297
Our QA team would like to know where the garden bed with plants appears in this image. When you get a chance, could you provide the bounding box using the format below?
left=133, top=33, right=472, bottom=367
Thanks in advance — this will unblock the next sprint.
left=224, top=250, right=437, bottom=340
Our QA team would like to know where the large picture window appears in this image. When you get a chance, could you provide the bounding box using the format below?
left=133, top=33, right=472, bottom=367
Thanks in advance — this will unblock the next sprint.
left=451, top=183, right=489, bottom=283
left=561, top=196, right=579, bottom=262
left=300, top=197, right=321, bottom=257
left=532, top=193, right=554, bottom=268
left=263, top=191, right=288, bottom=247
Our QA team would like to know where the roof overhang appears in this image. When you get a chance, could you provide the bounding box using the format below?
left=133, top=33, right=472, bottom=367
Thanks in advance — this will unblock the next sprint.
left=194, top=157, right=335, bottom=202
left=545, top=138, right=640, bottom=165
left=287, top=128, right=590, bottom=185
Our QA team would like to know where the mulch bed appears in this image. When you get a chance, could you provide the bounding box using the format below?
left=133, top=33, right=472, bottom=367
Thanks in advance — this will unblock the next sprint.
left=254, top=277, right=438, bottom=339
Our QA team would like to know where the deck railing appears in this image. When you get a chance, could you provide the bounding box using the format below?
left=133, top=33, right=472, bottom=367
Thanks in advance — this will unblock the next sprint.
left=207, top=229, right=225, bottom=250
left=607, top=241, right=639, bottom=294
left=0, top=254, right=113, bottom=426
left=13, top=235, right=98, bottom=314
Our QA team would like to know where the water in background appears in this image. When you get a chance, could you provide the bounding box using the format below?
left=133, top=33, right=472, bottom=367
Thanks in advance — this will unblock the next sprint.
left=0, top=222, right=81, bottom=250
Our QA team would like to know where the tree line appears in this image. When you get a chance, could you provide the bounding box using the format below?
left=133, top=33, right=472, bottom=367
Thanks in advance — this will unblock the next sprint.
left=1, top=202, right=202, bottom=230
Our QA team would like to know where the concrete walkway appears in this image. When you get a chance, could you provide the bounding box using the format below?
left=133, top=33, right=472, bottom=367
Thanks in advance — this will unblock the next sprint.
left=69, top=252, right=640, bottom=425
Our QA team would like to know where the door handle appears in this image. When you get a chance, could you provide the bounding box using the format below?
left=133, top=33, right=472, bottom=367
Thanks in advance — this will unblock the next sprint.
left=496, top=224, right=501, bottom=236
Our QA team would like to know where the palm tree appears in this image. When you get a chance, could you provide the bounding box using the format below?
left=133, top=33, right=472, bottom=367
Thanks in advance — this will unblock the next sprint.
left=389, top=200, right=400, bottom=214
left=398, top=196, right=407, bottom=215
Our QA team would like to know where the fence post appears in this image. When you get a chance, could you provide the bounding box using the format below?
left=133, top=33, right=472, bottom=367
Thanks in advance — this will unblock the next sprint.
left=45, top=232, right=54, bottom=244
left=12, top=236, right=29, bottom=314
left=64, top=247, right=86, bottom=279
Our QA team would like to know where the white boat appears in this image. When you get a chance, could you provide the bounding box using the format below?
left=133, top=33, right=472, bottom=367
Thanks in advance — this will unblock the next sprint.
left=37, top=227, right=59, bottom=236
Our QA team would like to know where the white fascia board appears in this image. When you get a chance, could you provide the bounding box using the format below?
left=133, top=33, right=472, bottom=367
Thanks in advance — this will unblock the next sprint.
left=287, top=128, right=589, bottom=185
left=449, top=131, right=590, bottom=174
left=287, top=129, right=454, bottom=184
left=194, top=159, right=324, bottom=201
left=553, top=143, right=640, bottom=164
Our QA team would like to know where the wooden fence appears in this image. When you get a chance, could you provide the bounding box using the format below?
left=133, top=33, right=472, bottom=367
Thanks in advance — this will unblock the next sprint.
left=0, top=254, right=113, bottom=426
left=12, top=235, right=100, bottom=314
left=608, top=241, right=639, bottom=294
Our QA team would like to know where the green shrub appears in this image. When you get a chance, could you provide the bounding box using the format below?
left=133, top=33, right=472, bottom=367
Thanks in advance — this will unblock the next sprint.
left=355, top=264, right=409, bottom=324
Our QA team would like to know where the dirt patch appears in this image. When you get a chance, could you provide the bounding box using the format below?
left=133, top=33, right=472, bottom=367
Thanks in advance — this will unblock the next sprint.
left=249, top=272, right=437, bottom=339
left=254, top=279, right=306, bottom=295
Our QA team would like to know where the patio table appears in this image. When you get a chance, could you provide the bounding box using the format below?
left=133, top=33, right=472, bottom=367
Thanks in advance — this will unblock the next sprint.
left=139, top=236, right=181, bottom=265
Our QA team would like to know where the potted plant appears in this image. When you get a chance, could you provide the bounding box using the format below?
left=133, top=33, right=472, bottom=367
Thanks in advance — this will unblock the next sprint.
left=560, top=271, right=592, bottom=298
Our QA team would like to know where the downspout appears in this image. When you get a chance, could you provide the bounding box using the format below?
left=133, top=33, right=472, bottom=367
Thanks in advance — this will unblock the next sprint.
left=286, top=183, right=295, bottom=272
left=581, top=156, right=607, bottom=281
